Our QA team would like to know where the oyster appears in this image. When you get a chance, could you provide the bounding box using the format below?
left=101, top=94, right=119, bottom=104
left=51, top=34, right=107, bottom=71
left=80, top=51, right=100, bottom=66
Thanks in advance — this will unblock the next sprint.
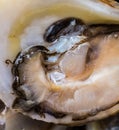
left=1, top=0, right=119, bottom=129
left=11, top=18, right=119, bottom=126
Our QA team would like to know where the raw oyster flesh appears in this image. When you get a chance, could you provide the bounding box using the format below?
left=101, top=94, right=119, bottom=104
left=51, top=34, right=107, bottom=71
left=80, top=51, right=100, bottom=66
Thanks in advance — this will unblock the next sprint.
left=1, top=0, right=119, bottom=129
left=12, top=18, right=119, bottom=125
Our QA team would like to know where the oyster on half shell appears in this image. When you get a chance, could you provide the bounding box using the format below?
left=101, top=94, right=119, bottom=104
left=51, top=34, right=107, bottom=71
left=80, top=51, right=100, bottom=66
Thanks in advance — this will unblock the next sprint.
left=1, top=0, right=119, bottom=129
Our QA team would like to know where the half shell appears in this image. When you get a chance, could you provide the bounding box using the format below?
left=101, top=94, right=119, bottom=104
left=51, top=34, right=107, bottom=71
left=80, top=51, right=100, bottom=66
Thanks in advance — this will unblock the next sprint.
left=1, top=0, right=119, bottom=127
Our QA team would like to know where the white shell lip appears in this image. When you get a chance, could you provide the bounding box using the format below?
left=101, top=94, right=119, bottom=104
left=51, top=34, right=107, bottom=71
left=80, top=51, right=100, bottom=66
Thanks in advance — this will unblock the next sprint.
left=32, top=0, right=119, bottom=23
left=73, top=0, right=119, bottom=19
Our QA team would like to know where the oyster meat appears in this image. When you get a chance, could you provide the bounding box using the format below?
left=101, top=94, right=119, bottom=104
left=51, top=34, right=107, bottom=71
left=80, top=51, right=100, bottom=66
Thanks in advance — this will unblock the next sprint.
left=1, top=0, right=119, bottom=129
left=11, top=18, right=119, bottom=125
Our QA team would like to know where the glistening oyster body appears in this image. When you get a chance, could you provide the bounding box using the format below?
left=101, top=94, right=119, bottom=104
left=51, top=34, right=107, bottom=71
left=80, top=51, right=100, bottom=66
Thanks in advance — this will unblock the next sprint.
left=1, top=0, right=119, bottom=129
left=11, top=20, right=119, bottom=125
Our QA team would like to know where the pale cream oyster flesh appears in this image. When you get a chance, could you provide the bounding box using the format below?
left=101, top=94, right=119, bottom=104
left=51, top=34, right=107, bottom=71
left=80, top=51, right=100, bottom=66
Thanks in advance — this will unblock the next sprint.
left=1, top=0, right=119, bottom=129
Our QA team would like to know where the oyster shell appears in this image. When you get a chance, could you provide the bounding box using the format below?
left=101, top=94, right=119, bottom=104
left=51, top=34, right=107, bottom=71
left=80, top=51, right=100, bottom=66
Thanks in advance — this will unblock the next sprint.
left=1, top=0, right=119, bottom=129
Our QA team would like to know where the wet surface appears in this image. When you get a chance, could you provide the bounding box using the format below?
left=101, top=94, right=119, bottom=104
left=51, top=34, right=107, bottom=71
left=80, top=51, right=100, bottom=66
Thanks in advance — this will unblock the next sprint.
left=44, top=17, right=86, bottom=42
